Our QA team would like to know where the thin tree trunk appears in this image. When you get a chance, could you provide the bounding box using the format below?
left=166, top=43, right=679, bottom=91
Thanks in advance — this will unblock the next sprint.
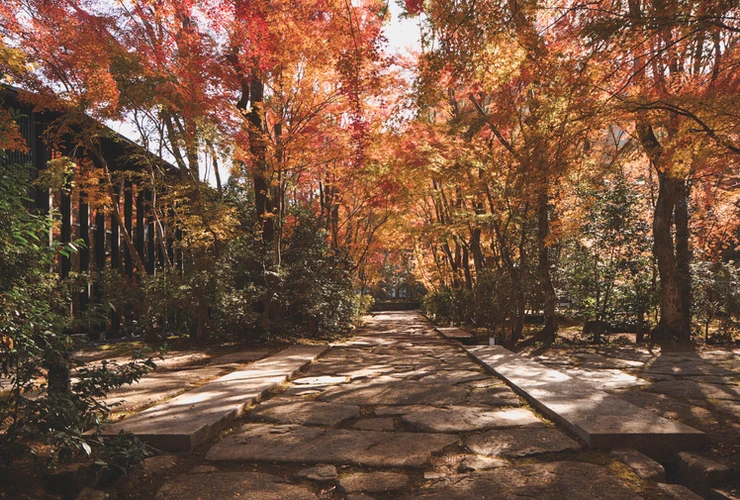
left=247, top=73, right=274, bottom=244
left=537, top=192, right=558, bottom=343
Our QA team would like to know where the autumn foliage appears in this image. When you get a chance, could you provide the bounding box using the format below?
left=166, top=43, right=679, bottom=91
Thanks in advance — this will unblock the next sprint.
left=1, top=0, right=739, bottom=349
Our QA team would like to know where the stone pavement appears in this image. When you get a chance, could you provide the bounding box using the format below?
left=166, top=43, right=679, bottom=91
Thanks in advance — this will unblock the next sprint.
left=528, top=343, right=740, bottom=498
left=466, top=345, right=707, bottom=456
left=102, top=345, right=326, bottom=451
left=150, top=312, right=677, bottom=499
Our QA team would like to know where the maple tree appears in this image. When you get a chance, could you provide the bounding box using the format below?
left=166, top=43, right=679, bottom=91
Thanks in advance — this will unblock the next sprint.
left=403, top=0, right=606, bottom=344
left=578, top=0, right=740, bottom=341
left=1, top=0, right=739, bottom=351
left=401, top=0, right=740, bottom=345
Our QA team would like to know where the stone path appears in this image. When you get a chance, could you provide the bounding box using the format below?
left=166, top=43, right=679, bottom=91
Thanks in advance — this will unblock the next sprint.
left=102, top=345, right=326, bottom=451
left=466, top=345, right=708, bottom=457
left=527, top=344, right=740, bottom=498
left=433, top=326, right=473, bottom=343
left=104, top=349, right=269, bottom=415
left=148, top=312, right=674, bottom=499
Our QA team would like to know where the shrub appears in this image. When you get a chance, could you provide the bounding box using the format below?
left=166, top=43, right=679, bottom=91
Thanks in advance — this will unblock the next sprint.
left=693, top=261, right=740, bottom=342
left=0, top=157, right=155, bottom=470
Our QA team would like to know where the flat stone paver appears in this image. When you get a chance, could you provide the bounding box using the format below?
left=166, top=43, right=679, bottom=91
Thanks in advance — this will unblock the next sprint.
left=411, top=461, right=642, bottom=500
left=102, top=345, right=326, bottom=451
left=400, top=406, right=545, bottom=433
left=647, top=379, right=740, bottom=402
left=319, top=378, right=471, bottom=405
left=611, top=448, right=666, bottom=481
left=150, top=312, right=651, bottom=499
left=205, top=423, right=459, bottom=468
left=466, top=345, right=708, bottom=454
left=465, top=427, right=582, bottom=457
left=292, top=375, right=348, bottom=385
left=250, top=399, right=360, bottom=426
left=657, top=482, right=705, bottom=500
left=353, top=417, right=395, bottom=431
left=458, top=455, right=508, bottom=471
left=156, top=471, right=317, bottom=500
left=294, top=464, right=338, bottom=482
left=338, top=472, right=409, bottom=494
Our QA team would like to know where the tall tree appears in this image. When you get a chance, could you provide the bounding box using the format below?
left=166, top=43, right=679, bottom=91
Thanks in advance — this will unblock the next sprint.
left=580, top=0, right=740, bottom=341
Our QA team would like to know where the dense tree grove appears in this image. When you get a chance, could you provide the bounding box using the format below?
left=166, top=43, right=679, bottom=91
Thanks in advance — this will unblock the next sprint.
left=1, top=0, right=739, bottom=472
left=401, top=0, right=740, bottom=345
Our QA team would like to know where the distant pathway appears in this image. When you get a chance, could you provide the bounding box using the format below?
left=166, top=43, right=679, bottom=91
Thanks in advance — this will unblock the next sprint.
left=152, top=312, right=663, bottom=499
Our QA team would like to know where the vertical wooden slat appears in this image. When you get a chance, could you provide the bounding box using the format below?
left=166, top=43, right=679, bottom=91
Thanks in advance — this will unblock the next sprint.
left=95, top=211, right=106, bottom=271
left=111, top=211, right=120, bottom=270
left=110, top=209, right=121, bottom=333
left=146, top=189, right=155, bottom=274
left=94, top=210, right=106, bottom=302
left=79, top=195, right=90, bottom=313
left=136, top=188, right=145, bottom=269
left=124, top=181, right=133, bottom=277
left=60, top=191, right=72, bottom=278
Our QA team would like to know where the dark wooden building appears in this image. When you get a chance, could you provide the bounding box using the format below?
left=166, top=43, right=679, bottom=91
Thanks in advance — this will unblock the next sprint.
left=1, top=84, right=174, bottom=336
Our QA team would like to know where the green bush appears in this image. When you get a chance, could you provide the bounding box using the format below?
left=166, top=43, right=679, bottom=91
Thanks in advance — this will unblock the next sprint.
left=276, top=208, right=364, bottom=337
left=421, top=285, right=474, bottom=326
left=557, top=173, right=657, bottom=336
left=0, top=157, right=155, bottom=470
left=693, top=261, right=740, bottom=342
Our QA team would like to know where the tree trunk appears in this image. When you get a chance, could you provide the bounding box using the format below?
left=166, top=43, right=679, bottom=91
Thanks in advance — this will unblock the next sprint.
left=248, top=75, right=274, bottom=244
left=462, top=244, right=473, bottom=291
left=537, top=193, right=558, bottom=343
left=470, top=227, right=485, bottom=274
left=651, top=172, right=691, bottom=341
left=676, top=180, right=692, bottom=336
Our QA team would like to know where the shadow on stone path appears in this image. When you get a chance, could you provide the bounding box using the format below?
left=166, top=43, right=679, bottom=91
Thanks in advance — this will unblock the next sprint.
left=151, top=312, right=671, bottom=499
left=531, top=341, right=740, bottom=497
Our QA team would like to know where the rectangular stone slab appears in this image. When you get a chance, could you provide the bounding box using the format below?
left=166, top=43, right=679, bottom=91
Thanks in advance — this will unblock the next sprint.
left=435, top=326, right=474, bottom=342
left=206, top=423, right=459, bottom=468
left=101, top=345, right=327, bottom=452
left=464, top=346, right=708, bottom=456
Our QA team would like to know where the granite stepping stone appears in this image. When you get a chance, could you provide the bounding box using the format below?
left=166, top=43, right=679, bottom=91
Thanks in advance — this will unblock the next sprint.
left=465, top=427, right=582, bottom=457
left=657, top=482, right=704, bottom=500
left=552, top=366, right=648, bottom=391
left=400, top=406, right=545, bottom=433
left=434, top=326, right=474, bottom=343
left=465, top=345, right=708, bottom=455
left=292, top=375, right=348, bottom=386
left=250, top=400, right=360, bottom=426
left=206, top=423, right=459, bottom=468
left=611, top=448, right=665, bottom=481
left=101, top=345, right=326, bottom=451
left=410, top=461, right=641, bottom=499
left=211, top=351, right=269, bottom=365
left=156, top=471, right=317, bottom=500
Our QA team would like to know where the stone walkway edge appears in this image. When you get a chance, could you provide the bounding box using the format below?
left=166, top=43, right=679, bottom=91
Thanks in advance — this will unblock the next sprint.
left=463, top=345, right=708, bottom=457
left=433, top=326, right=474, bottom=343
left=101, top=345, right=327, bottom=452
